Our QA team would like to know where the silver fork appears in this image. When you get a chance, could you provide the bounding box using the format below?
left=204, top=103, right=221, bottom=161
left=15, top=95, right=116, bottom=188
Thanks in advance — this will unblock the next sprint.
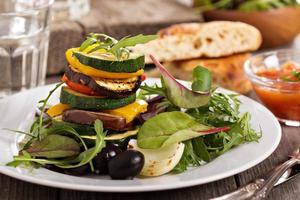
left=211, top=149, right=300, bottom=200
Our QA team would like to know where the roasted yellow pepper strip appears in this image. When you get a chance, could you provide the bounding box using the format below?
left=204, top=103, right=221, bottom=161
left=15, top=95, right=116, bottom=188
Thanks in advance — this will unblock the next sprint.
left=65, top=48, right=144, bottom=79
left=105, top=100, right=148, bottom=123
left=47, top=103, right=71, bottom=117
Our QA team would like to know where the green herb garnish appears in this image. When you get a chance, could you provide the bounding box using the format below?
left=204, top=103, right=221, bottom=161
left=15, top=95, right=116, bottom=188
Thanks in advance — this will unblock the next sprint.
left=281, top=70, right=300, bottom=82
left=79, top=33, right=157, bottom=60
left=7, top=120, right=106, bottom=171
left=37, top=82, right=63, bottom=139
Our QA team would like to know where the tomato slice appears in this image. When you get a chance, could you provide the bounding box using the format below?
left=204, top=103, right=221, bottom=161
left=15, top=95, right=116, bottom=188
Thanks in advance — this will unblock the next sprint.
left=141, top=74, right=146, bottom=81
left=62, top=74, right=99, bottom=96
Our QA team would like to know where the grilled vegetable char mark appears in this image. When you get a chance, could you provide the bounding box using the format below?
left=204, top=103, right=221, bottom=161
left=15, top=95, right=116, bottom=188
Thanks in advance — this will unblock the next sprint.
left=65, top=66, right=141, bottom=98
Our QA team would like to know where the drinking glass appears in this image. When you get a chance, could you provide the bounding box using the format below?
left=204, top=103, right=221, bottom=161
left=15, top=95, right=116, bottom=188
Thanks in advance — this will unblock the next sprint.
left=52, top=0, right=90, bottom=21
left=0, top=0, right=54, bottom=98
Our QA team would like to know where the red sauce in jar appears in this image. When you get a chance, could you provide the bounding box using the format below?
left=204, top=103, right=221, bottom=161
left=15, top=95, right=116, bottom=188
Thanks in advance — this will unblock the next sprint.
left=254, top=62, right=300, bottom=122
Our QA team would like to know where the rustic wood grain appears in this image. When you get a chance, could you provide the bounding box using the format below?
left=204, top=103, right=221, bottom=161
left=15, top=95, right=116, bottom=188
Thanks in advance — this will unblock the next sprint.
left=78, top=0, right=201, bottom=38
left=233, top=125, right=300, bottom=200
left=0, top=174, right=58, bottom=200
left=58, top=178, right=237, bottom=200
left=47, top=21, right=84, bottom=75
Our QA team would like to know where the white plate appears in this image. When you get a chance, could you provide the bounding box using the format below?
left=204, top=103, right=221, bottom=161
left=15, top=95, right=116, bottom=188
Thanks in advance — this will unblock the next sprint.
left=0, top=78, right=281, bottom=192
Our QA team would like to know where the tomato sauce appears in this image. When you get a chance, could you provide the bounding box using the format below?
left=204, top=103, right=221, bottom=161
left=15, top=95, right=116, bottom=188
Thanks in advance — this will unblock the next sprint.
left=254, top=62, right=300, bottom=122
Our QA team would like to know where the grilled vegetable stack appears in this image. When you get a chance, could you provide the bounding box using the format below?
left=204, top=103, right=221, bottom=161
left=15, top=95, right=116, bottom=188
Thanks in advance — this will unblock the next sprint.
left=47, top=33, right=157, bottom=132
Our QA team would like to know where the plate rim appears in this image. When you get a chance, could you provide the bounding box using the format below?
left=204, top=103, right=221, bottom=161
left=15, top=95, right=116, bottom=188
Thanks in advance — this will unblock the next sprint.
left=0, top=79, right=282, bottom=192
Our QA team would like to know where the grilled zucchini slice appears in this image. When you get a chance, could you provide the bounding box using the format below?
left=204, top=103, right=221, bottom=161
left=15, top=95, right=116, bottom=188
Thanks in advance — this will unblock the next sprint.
left=60, top=87, right=136, bottom=110
left=71, top=48, right=145, bottom=73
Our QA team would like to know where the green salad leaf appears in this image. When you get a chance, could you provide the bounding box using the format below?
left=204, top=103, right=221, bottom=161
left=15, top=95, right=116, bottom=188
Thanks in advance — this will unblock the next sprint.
left=172, top=112, right=262, bottom=173
left=172, top=138, right=210, bottom=173
left=7, top=120, right=106, bottom=171
left=137, top=111, right=225, bottom=149
left=147, top=55, right=211, bottom=109
left=55, top=120, right=106, bottom=169
left=191, top=66, right=212, bottom=92
left=26, top=134, right=80, bottom=158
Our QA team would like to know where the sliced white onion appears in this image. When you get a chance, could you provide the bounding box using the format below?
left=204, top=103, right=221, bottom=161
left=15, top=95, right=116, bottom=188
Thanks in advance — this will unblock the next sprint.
left=128, top=139, right=185, bottom=177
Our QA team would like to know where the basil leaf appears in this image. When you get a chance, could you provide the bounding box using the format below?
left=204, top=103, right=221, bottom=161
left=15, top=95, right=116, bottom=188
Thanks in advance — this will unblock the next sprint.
left=192, top=66, right=212, bottom=92
left=137, top=111, right=213, bottom=149
left=26, top=134, right=80, bottom=158
left=110, top=34, right=157, bottom=56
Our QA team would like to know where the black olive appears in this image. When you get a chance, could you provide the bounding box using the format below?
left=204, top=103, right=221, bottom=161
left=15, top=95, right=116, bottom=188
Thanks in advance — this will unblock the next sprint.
left=108, top=150, right=144, bottom=180
left=63, top=164, right=91, bottom=176
left=107, top=138, right=130, bottom=151
left=44, top=164, right=65, bottom=174
left=93, top=144, right=122, bottom=174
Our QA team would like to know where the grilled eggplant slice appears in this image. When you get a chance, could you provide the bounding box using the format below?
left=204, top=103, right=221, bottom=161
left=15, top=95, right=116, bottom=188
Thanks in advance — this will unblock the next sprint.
left=65, top=66, right=141, bottom=98
left=63, top=109, right=130, bottom=131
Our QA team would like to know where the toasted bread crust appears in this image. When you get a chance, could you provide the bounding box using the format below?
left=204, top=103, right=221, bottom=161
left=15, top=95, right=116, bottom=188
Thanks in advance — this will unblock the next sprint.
left=132, top=22, right=262, bottom=63
left=146, top=53, right=252, bottom=94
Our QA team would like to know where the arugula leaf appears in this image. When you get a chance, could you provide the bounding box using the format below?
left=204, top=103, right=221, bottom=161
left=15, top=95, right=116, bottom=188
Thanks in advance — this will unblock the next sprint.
left=192, top=137, right=211, bottom=162
left=79, top=36, right=98, bottom=52
left=7, top=120, right=106, bottom=172
left=78, top=33, right=157, bottom=60
left=187, top=92, right=240, bottom=126
left=140, top=84, right=166, bottom=97
left=55, top=120, right=106, bottom=169
left=37, top=82, right=63, bottom=139
left=192, top=66, right=212, bottom=92
left=172, top=140, right=196, bottom=173
left=79, top=33, right=117, bottom=52
left=46, top=124, right=95, bottom=170
left=26, top=134, right=80, bottom=158
left=110, top=34, right=157, bottom=55
left=6, top=151, right=33, bottom=168
left=172, top=92, right=261, bottom=173
left=3, top=128, right=36, bottom=138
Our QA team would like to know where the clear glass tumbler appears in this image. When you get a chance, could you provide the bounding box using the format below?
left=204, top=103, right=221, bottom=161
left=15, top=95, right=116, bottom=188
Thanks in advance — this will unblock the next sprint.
left=0, top=0, right=54, bottom=98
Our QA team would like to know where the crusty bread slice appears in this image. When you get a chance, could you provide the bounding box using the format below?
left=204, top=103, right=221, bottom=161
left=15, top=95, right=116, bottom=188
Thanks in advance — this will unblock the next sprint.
left=131, top=21, right=262, bottom=63
left=145, top=53, right=252, bottom=94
